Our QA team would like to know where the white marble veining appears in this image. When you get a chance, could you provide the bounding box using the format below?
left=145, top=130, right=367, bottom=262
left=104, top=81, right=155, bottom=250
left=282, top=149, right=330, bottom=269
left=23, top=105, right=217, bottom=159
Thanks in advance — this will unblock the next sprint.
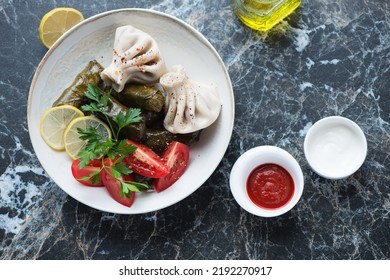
left=0, top=0, right=389, bottom=260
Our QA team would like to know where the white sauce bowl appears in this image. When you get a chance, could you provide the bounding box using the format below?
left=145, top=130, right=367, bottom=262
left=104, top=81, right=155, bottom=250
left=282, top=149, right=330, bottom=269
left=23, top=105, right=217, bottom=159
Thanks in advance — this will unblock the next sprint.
left=304, top=116, right=367, bottom=179
left=229, top=146, right=304, bottom=217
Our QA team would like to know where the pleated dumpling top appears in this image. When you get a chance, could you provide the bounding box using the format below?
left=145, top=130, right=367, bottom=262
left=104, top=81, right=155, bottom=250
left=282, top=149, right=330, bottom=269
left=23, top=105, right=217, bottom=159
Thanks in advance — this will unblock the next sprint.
left=160, top=65, right=222, bottom=134
left=101, top=25, right=167, bottom=92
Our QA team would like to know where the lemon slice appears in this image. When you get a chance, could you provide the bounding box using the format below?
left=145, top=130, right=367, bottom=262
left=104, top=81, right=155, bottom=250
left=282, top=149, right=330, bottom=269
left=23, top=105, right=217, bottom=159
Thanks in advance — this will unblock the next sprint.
left=39, top=7, right=84, bottom=48
left=40, top=105, right=84, bottom=151
left=63, top=116, right=111, bottom=160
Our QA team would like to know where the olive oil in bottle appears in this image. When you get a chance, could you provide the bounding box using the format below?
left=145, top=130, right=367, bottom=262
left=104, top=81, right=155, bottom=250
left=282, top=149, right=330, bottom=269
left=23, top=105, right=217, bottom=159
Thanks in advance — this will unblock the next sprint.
left=233, top=0, right=301, bottom=31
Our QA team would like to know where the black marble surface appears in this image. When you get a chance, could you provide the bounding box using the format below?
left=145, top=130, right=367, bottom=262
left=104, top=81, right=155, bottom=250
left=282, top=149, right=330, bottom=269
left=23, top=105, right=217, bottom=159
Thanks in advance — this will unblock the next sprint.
left=1, top=0, right=389, bottom=260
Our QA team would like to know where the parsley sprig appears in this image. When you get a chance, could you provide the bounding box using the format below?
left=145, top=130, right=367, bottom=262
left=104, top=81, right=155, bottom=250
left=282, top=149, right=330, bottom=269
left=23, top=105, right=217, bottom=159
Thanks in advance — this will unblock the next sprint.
left=77, top=84, right=149, bottom=196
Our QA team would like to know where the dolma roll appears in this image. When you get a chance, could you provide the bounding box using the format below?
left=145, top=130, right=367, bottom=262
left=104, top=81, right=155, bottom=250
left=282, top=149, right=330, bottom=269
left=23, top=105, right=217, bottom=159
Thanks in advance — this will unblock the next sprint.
left=53, top=60, right=104, bottom=108
left=111, top=84, right=165, bottom=113
left=144, top=128, right=201, bottom=154
left=94, top=95, right=146, bottom=142
left=142, top=110, right=164, bottom=128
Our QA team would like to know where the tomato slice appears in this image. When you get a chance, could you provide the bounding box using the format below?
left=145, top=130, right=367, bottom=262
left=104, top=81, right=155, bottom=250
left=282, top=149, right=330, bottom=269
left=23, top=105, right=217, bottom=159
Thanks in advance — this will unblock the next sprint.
left=100, top=158, right=135, bottom=207
left=71, top=159, right=103, bottom=187
left=154, top=141, right=190, bottom=192
left=124, top=139, right=169, bottom=178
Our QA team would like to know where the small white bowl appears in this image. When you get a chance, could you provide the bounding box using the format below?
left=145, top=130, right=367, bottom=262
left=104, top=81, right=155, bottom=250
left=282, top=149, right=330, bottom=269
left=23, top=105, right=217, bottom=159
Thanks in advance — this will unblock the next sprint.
left=304, top=116, right=367, bottom=179
left=229, top=146, right=304, bottom=217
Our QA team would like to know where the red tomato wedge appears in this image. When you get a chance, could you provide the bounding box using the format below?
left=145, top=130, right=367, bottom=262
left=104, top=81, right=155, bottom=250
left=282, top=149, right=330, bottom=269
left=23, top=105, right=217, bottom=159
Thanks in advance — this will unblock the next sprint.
left=100, top=158, right=135, bottom=207
left=124, top=139, right=169, bottom=178
left=71, top=159, right=103, bottom=187
left=154, top=141, right=190, bottom=192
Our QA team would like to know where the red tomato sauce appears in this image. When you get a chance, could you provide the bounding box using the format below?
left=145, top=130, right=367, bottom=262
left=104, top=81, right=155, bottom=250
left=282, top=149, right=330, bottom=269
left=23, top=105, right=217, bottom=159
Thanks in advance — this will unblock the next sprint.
left=246, top=164, right=294, bottom=209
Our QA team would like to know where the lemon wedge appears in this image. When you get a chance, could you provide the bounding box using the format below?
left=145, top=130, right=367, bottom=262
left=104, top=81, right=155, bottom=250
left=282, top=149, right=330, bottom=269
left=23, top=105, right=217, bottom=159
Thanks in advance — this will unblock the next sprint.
left=39, top=7, right=84, bottom=48
left=40, top=105, right=84, bottom=151
left=63, top=116, right=111, bottom=160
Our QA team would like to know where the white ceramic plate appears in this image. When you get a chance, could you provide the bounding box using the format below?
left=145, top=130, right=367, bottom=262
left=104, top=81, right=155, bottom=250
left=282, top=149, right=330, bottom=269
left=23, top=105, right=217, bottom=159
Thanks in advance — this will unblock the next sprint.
left=28, top=9, right=234, bottom=214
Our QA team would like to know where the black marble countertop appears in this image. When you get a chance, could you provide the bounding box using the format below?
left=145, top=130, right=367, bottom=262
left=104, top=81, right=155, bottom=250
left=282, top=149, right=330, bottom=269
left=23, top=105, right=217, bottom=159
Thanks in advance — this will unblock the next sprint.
left=1, top=0, right=389, bottom=260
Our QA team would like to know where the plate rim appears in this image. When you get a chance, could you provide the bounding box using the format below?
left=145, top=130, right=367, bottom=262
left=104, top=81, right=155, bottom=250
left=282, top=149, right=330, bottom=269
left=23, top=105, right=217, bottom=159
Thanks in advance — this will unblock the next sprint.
left=27, top=8, right=235, bottom=214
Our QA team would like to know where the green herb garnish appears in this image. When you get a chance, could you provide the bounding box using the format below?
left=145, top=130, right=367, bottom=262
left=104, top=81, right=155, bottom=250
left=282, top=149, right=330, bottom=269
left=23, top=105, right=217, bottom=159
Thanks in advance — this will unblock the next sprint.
left=77, top=84, right=149, bottom=197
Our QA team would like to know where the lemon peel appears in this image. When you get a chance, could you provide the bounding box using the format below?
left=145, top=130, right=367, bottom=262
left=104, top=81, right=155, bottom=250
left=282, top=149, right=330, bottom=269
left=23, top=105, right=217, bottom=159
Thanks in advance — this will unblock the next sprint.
left=39, top=7, right=84, bottom=48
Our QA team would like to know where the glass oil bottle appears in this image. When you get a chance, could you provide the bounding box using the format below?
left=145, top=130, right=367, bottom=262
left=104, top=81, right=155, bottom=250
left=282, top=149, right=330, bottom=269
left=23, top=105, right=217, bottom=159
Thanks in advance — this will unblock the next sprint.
left=233, top=0, right=301, bottom=31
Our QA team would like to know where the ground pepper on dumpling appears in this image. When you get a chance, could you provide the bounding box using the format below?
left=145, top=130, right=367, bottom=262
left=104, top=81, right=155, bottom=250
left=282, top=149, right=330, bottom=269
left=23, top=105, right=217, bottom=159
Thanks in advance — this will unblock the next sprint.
left=100, top=25, right=167, bottom=92
left=159, top=65, right=222, bottom=134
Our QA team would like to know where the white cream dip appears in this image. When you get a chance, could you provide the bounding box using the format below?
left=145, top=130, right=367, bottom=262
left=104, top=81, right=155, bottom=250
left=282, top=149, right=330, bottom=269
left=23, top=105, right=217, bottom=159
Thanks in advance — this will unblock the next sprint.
left=304, top=116, right=367, bottom=179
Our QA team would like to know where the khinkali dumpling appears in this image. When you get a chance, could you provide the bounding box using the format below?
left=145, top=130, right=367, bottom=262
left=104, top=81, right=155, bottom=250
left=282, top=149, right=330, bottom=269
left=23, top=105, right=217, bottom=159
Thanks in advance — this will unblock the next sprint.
left=160, top=65, right=222, bottom=134
left=101, top=25, right=167, bottom=92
